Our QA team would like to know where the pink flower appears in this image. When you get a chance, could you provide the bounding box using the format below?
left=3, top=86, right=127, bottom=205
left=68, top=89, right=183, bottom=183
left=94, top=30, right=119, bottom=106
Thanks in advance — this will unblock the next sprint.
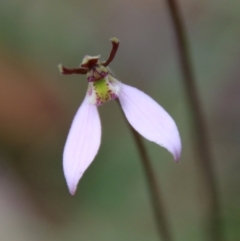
left=58, top=38, right=181, bottom=195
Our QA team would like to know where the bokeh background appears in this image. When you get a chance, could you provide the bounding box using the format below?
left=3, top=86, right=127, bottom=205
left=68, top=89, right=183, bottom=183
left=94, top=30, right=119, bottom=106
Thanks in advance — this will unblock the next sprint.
left=0, top=0, right=239, bottom=240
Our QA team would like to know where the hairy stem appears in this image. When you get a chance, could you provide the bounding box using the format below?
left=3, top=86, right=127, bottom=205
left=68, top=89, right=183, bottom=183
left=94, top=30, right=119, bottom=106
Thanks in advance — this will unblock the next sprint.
left=164, top=0, right=224, bottom=240
left=116, top=99, right=174, bottom=241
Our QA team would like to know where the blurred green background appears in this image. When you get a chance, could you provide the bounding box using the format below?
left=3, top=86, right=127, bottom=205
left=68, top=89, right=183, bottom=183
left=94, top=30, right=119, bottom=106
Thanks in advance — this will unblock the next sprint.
left=0, top=0, right=239, bottom=240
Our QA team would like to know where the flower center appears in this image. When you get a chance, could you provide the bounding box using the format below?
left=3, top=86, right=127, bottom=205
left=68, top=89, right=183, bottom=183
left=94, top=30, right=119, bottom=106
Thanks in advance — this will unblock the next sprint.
left=87, top=74, right=121, bottom=106
left=58, top=37, right=121, bottom=106
left=86, top=65, right=108, bottom=82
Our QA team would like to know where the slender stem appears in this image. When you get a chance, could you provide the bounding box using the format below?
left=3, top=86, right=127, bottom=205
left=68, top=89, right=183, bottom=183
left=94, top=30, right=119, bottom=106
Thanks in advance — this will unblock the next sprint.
left=116, top=99, right=173, bottom=241
left=102, top=37, right=120, bottom=67
left=164, top=0, right=224, bottom=240
left=58, top=64, right=88, bottom=75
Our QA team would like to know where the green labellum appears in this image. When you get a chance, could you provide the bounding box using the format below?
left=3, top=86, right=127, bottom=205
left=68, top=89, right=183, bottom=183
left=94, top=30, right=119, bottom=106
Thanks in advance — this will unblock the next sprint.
left=88, top=76, right=120, bottom=106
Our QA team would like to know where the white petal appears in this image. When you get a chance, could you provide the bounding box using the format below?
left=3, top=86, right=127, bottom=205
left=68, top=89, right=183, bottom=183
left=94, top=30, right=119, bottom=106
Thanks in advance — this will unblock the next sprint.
left=63, top=98, right=101, bottom=195
left=118, top=83, right=181, bottom=161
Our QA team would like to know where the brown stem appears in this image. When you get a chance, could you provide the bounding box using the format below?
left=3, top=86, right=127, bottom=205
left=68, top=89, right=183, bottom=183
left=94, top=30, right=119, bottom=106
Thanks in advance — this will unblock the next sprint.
left=58, top=64, right=88, bottom=75
left=164, top=0, right=224, bottom=240
left=116, top=99, right=174, bottom=241
left=102, top=37, right=120, bottom=67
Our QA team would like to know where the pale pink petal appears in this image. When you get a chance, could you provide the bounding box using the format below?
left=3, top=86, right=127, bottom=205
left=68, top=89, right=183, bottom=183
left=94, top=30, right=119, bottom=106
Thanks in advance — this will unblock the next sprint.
left=63, top=98, right=101, bottom=195
left=118, top=83, right=181, bottom=161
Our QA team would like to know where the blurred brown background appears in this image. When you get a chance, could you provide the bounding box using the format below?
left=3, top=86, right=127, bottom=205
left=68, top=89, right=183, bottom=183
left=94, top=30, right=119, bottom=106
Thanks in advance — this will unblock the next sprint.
left=0, top=0, right=239, bottom=240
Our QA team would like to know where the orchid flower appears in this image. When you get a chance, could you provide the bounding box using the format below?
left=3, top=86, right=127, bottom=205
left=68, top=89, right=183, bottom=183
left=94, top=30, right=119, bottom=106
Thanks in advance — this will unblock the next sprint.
left=58, top=37, right=181, bottom=195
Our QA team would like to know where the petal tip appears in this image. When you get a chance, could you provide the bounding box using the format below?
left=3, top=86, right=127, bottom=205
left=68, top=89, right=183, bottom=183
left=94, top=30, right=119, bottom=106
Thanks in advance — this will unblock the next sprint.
left=172, top=141, right=182, bottom=162
left=174, top=152, right=181, bottom=163
left=64, top=164, right=83, bottom=196
left=58, top=63, right=63, bottom=74
left=110, top=37, right=120, bottom=44
left=65, top=176, right=80, bottom=196
left=69, top=186, right=77, bottom=196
